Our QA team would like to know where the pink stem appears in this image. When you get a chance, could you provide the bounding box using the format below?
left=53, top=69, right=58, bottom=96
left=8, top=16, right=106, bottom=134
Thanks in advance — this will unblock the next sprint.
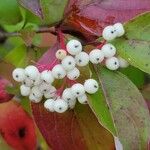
left=96, top=40, right=106, bottom=49
left=58, top=30, right=66, bottom=50
left=66, top=78, right=78, bottom=87
left=47, top=59, right=58, bottom=70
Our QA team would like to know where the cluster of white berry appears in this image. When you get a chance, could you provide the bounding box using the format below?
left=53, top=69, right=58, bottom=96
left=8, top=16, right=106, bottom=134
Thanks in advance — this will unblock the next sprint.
left=12, top=65, right=98, bottom=113
left=101, top=23, right=129, bottom=69
left=12, top=22, right=129, bottom=113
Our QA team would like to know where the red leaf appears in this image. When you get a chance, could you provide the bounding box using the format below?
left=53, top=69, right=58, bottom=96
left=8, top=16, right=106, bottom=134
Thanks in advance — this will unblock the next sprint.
left=0, top=76, right=14, bottom=103
left=0, top=101, right=37, bottom=150
left=32, top=43, right=114, bottom=149
left=32, top=103, right=88, bottom=150
left=61, top=0, right=150, bottom=41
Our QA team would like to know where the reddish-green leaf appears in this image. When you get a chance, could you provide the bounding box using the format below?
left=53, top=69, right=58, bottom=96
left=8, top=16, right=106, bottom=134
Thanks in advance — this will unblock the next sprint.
left=93, top=66, right=150, bottom=149
left=17, top=0, right=42, bottom=18
left=61, top=0, right=150, bottom=41
left=112, top=12, right=150, bottom=74
left=31, top=102, right=114, bottom=150
left=40, top=0, right=68, bottom=25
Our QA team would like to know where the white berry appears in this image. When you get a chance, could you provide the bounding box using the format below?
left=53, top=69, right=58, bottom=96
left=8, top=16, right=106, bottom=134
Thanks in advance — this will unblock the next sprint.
left=39, top=82, right=52, bottom=94
left=22, top=78, right=34, bottom=87
left=75, top=52, right=89, bottom=67
left=84, top=79, right=99, bottom=94
left=71, top=83, right=85, bottom=97
left=61, top=56, right=76, bottom=71
left=102, top=25, right=117, bottom=41
left=62, top=88, right=76, bottom=109
left=12, top=68, right=25, bottom=82
left=44, top=99, right=55, bottom=112
left=41, top=70, right=54, bottom=84
left=105, top=57, right=120, bottom=70
left=55, top=49, right=67, bottom=60
left=66, top=39, right=82, bottom=55
left=101, top=43, right=116, bottom=58
left=54, top=99, right=68, bottom=113
left=52, top=64, right=66, bottom=79
left=113, top=23, right=125, bottom=37
left=78, top=94, right=88, bottom=104
left=67, top=67, right=80, bottom=80
left=31, top=86, right=43, bottom=98
left=118, top=57, right=129, bottom=68
left=89, top=49, right=104, bottom=64
left=20, top=85, right=31, bottom=96
left=25, top=65, right=39, bottom=80
left=29, top=93, right=42, bottom=103
left=44, top=86, right=56, bottom=99
left=33, top=74, right=42, bottom=86
left=62, top=88, right=76, bottom=101
left=66, top=99, right=77, bottom=109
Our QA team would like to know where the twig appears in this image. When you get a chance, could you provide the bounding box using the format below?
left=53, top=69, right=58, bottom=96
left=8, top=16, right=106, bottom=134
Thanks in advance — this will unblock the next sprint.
left=0, top=27, right=57, bottom=39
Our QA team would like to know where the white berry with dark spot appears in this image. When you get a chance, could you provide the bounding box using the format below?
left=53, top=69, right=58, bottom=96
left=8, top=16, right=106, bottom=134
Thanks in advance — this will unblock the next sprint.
left=102, top=25, right=117, bottom=41
left=44, top=86, right=56, bottom=99
left=71, top=83, right=85, bottom=97
left=67, top=67, right=80, bottom=80
left=31, top=86, right=43, bottom=98
left=66, top=39, right=82, bottom=55
left=39, top=82, right=52, bottom=94
left=101, top=43, right=116, bottom=58
left=12, top=68, right=25, bottom=82
left=105, top=57, right=120, bottom=70
left=54, top=99, right=68, bottom=113
left=25, top=65, right=39, bottom=80
left=78, top=94, right=88, bottom=104
left=52, top=64, right=66, bottom=79
left=44, top=99, right=55, bottom=112
left=41, top=70, right=54, bottom=84
left=33, top=74, right=42, bottom=86
left=84, top=79, right=99, bottom=94
left=29, top=93, right=42, bottom=103
left=75, top=52, right=89, bottom=67
left=62, top=88, right=76, bottom=101
left=61, top=56, right=76, bottom=71
left=55, top=49, right=67, bottom=60
left=22, top=78, right=34, bottom=87
left=20, top=85, right=31, bottom=96
left=89, top=49, right=104, bottom=64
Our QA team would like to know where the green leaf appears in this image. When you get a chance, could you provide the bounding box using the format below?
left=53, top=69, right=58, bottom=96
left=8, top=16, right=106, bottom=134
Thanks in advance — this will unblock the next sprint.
left=40, top=0, right=68, bottom=25
left=4, top=44, right=27, bottom=67
left=0, top=0, right=22, bottom=25
left=0, top=37, right=24, bottom=60
left=120, top=66, right=145, bottom=88
left=88, top=81, right=116, bottom=135
left=95, top=66, right=150, bottom=149
left=6, top=85, right=20, bottom=95
left=112, top=12, right=150, bottom=74
left=2, top=20, right=25, bottom=32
